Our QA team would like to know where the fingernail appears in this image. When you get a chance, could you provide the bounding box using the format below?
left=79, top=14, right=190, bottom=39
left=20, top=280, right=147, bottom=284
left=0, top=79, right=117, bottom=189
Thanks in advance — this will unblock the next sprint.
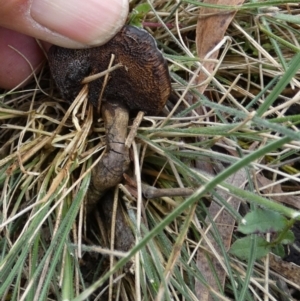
left=30, top=0, right=128, bottom=46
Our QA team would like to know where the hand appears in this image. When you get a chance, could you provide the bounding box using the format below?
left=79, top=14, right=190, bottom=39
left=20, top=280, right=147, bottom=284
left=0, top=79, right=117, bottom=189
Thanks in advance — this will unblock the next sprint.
left=0, top=0, right=128, bottom=89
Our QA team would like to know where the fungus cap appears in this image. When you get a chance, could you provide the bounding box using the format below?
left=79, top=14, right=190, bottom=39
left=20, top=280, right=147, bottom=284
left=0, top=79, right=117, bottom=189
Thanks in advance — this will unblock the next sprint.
left=48, top=25, right=171, bottom=115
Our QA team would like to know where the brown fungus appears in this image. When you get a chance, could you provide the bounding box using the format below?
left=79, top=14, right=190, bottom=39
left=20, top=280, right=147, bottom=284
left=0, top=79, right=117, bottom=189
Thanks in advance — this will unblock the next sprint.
left=48, top=25, right=171, bottom=207
left=48, top=25, right=171, bottom=115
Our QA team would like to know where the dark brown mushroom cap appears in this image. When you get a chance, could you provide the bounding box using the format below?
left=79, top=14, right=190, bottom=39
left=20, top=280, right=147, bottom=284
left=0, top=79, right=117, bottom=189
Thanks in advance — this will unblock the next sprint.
left=48, top=25, right=171, bottom=115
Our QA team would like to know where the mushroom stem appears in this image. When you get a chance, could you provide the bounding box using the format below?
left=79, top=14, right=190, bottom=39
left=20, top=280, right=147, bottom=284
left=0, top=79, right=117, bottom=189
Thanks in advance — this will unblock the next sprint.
left=99, top=190, right=134, bottom=252
left=87, top=101, right=130, bottom=209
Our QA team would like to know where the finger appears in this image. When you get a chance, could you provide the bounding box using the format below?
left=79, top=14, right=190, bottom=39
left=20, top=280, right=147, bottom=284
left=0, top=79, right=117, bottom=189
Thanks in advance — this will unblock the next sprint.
left=0, top=27, right=45, bottom=89
left=0, top=0, right=128, bottom=48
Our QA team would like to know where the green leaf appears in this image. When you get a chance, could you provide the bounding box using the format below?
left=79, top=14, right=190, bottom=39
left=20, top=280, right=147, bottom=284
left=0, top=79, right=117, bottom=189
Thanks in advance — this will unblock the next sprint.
left=230, top=236, right=270, bottom=261
left=280, top=230, right=295, bottom=245
left=272, top=244, right=285, bottom=258
left=238, top=208, right=287, bottom=234
left=128, top=3, right=151, bottom=27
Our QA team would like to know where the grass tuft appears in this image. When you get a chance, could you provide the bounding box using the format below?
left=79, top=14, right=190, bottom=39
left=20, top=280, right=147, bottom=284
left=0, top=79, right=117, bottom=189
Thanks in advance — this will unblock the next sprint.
left=1, top=0, right=300, bottom=300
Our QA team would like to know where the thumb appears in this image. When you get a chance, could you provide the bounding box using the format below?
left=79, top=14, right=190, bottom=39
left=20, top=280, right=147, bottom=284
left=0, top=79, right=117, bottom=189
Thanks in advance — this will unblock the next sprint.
left=1, top=0, right=128, bottom=48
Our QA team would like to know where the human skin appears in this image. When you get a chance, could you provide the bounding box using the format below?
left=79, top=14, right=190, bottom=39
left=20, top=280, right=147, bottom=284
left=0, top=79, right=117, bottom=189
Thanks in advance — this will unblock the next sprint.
left=0, top=0, right=129, bottom=89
